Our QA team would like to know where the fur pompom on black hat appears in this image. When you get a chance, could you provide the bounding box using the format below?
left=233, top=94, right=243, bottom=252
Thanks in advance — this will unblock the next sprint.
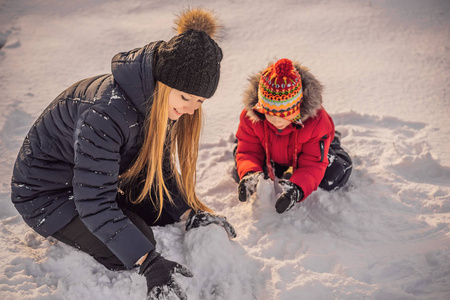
left=154, top=8, right=223, bottom=98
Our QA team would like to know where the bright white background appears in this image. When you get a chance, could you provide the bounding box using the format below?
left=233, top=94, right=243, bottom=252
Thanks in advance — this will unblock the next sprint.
left=0, top=0, right=449, bottom=299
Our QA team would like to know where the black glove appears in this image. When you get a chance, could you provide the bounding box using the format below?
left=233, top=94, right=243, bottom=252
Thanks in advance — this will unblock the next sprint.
left=237, top=172, right=263, bottom=202
left=185, top=210, right=237, bottom=239
left=275, top=180, right=303, bottom=214
left=139, top=250, right=193, bottom=300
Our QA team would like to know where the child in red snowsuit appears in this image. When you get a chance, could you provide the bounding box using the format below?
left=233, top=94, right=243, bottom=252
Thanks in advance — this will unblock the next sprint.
left=234, top=59, right=352, bottom=213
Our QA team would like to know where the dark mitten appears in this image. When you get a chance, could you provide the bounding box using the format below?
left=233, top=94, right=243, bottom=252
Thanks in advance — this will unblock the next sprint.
left=275, top=180, right=303, bottom=214
left=238, top=172, right=263, bottom=202
left=185, top=210, right=237, bottom=239
left=139, top=250, right=193, bottom=300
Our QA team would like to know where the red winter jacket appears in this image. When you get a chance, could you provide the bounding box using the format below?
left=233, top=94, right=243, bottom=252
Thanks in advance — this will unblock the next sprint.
left=235, top=62, right=335, bottom=201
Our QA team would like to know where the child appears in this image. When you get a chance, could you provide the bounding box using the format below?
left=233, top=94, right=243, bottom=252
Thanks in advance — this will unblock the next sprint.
left=11, top=8, right=235, bottom=299
left=235, top=58, right=352, bottom=213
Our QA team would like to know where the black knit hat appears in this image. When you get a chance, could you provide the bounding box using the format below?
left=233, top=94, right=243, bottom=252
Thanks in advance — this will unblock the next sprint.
left=154, top=9, right=223, bottom=98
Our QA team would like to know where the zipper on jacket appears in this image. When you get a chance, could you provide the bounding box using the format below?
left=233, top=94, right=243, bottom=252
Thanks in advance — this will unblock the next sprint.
left=319, top=134, right=327, bottom=162
left=117, top=187, right=125, bottom=195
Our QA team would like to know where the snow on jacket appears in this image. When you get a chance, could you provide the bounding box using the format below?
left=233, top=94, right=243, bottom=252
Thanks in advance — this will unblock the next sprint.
left=11, top=41, right=190, bottom=269
left=235, top=62, right=335, bottom=200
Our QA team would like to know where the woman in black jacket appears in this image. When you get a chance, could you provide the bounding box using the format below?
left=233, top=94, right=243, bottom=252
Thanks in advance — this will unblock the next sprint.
left=11, top=8, right=235, bottom=300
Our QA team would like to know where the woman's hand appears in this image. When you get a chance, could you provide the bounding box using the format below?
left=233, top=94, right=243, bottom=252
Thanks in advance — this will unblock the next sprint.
left=139, top=250, right=193, bottom=300
left=185, top=210, right=237, bottom=239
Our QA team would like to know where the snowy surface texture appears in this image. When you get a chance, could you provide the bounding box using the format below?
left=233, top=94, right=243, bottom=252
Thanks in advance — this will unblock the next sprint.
left=1, top=0, right=449, bottom=299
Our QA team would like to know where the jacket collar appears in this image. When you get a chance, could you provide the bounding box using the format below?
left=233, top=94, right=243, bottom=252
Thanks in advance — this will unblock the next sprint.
left=265, top=120, right=296, bottom=135
left=111, top=41, right=163, bottom=116
left=243, top=61, right=324, bottom=124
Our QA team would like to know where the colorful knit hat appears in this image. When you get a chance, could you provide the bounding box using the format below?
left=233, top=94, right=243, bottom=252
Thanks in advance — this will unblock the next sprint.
left=253, top=58, right=303, bottom=125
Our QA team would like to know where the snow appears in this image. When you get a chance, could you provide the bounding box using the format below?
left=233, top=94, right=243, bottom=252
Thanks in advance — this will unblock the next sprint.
left=1, top=0, right=449, bottom=299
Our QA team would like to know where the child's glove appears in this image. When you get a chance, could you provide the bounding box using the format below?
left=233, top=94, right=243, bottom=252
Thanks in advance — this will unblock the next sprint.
left=185, top=210, right=237, bottom=239
left=238, top=172, right=263, bottom=202
left=139, top=250, right=193, bottom=300
left=275, top=180, right=304, bottom=213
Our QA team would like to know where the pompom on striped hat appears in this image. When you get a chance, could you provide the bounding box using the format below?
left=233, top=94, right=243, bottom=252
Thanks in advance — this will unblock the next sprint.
left=253, top=58, right=303, bottom=125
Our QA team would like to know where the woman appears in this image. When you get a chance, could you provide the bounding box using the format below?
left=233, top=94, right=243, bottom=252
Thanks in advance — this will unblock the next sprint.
left=11, top=8, right=235, bottom=300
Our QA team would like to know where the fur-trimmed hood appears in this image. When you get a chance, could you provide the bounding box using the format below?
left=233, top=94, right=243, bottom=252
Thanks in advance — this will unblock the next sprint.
left=243, top=61, right=324, bottom=124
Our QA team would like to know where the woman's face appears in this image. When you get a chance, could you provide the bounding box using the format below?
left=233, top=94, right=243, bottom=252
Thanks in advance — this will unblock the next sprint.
left=168, top=88, right=206, bottom=120
left=265, top=114, right=292, bottom=130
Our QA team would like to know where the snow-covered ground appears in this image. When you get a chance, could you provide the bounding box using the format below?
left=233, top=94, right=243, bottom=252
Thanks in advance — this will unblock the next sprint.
left=1, top=0, right=449, bottom=299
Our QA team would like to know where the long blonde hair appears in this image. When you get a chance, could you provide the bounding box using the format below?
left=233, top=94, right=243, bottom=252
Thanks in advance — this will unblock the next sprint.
left=120, top=81, right=212, bottom=219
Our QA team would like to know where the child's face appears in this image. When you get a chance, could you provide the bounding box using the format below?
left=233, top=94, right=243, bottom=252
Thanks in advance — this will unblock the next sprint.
left=265, top=114, right=291, bottom=130
left=168, top=88, right=206, bottom=120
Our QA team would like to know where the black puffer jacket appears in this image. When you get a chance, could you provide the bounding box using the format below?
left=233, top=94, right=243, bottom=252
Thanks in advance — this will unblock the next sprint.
left=11, top=41, right=189, bottom=269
